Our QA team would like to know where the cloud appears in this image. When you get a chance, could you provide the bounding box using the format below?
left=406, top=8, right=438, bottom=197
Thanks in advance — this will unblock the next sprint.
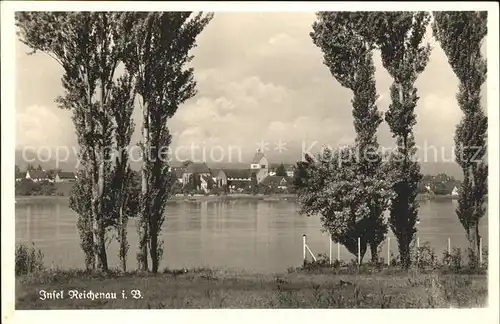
left=168, top=70, right=355, bottom=163
left=16, top=105, right=75, bottom=149
left=15, top=13, right=488, bottom=166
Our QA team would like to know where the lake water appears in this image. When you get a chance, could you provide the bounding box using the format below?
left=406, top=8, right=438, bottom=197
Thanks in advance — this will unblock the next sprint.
left=15, top=198, right=489, bottom=273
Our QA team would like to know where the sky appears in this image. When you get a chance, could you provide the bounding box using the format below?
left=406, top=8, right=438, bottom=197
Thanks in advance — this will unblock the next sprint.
left=15, top=12, right=487, bottom=172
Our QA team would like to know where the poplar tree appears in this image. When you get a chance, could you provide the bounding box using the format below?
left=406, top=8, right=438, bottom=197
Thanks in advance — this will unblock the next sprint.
left=16, top=12, right=134, bottom=271
left=123, top=12, right=213, bottom=272
left=309, top=12, right=392, bottom=262
left=374, top=12, right=431, bottom=268
left=108, top=73, right=138, bottom=272
left=432, top=12, right=488, bottom=262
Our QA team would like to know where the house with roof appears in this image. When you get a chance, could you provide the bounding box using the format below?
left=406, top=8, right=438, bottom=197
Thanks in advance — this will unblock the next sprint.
left=261, top=175, right=291, bottom=191
left=210, top=168, right=222, bottom=184
left=181, top=162, right=211, bottom=185
left=218, top=168, right=252, bottom=189
left=25, top=170, right=50, bottom=182
left=214, top=150, right=271, bottom=191
left=200, top=175, right=215, bottom=193
left=442, top=181, right=461, bottom=196
left=55, top=171, right=77, bottom=183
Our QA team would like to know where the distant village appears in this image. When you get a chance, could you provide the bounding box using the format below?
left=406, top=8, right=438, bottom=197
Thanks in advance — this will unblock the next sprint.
left=15, top=150, right=297, bottom=196
left=15, top=149, right=462, bottom=197
left=170, top=150, right=295, bottom=195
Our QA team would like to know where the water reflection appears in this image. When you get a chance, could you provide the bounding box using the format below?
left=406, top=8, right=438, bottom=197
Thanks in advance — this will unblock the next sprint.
left=15, top=198, right=489, bottom=273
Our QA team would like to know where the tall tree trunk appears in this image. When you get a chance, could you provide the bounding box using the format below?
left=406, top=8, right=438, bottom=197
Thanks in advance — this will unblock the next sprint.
left=467, top=221, right=479, bottom=266
left=139, top=104, right=150, bottom=271
left=94, top=83, right=109, bottom=272
left=400, top=243, right=411, bottom=269
left=118, top=153, right=128, bottom=273
left=119, top=204, right=127, bottom=272
left=96, top=155, right=108, bottom=271
left=85, top=211, right=96, bottom=270
left=150, top=218, right=159, bottom=273
left=91, top=169, right=100, bottom=269
left=370, top=242, right=379, bottom=263
left=475, top=224, right=481, bottom=259
left=359, top=244, right=367, bottom=265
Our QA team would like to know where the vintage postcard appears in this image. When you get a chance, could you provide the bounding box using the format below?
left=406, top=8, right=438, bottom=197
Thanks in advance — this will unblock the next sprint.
left=1, top=1, right=498, bottom=324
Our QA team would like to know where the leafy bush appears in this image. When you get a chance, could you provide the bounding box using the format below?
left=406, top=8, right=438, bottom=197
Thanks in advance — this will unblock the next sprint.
left=15, top=242, right=44, bottom=276
left=481, top=245, right=488, bottom=269
left=450, top=247, right=462, bottom=271
left=442, top=247, right=462, bottom=271
left=302, top=253, right=331, bottom=272
left=414, top=242, right=440, bottom=270
left=390, top=251, right=400, bottom=267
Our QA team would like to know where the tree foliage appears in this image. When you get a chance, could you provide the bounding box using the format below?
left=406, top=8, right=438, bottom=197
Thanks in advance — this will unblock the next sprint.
left=374, top=11, right=431, bottom=268
left=297, top=150, right=393, bottom=262
left=293, top=161, right=310, bottom=190
left=432, top=11, right=488, bottom=260
left=309, top=12, right=391, bottom=262
left=15, top=179, right=56, bottom=196
left=275, top=163, right=287, bottom=177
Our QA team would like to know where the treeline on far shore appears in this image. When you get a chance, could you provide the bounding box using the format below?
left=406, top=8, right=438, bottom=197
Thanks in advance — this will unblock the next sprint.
left=15, top=172, right=464, bottom=199
left=15, top=179, right=73, bottom=197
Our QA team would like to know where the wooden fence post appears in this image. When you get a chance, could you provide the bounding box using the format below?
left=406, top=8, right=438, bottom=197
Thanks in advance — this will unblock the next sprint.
left=303, top=234, right=306, bottom=264
left=387, top=237, right=390, bottom=266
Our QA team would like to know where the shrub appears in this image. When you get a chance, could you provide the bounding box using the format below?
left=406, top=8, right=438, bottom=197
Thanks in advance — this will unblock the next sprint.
left=414, top=242, right=440, bottom=270
left=442, top=247, right=462, bottom=271
left=481, top=245, right=488, bottom=270
left=15, top=242, right=44, bottom=276
left=390, top=251, right=400, bottom=267
left=301, top=253, right=331, bottom=272
left=15, top=179, right=38, bottom=196
left=332, top=259, right=344, bottom=269
left=450, top=247, right=462, bottom=271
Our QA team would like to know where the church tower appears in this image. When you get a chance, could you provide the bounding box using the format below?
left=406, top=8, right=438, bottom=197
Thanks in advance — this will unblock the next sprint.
left=250, top=149, right=269, bottom=183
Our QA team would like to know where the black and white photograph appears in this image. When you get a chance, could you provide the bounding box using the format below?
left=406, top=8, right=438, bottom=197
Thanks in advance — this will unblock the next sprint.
left=1, top=1, right=499, bottom=322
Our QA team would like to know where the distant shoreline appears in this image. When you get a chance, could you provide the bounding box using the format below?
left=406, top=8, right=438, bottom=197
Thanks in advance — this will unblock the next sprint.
left=14, top=194, right=299, bottom=204
left=14, top=193, right=461, bottom=205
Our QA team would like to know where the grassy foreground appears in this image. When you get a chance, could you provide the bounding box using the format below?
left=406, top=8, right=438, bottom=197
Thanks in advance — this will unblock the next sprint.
left=16, top=267, right=487, bottom=309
